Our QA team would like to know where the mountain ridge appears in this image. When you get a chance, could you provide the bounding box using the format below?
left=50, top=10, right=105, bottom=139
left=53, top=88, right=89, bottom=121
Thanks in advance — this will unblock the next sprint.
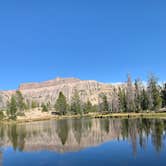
left=0, top=77, right=123, bottom=109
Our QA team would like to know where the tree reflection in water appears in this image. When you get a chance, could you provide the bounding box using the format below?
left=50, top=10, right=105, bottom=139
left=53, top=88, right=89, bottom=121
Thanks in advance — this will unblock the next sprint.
left=0, top=118, right=165, bottom=154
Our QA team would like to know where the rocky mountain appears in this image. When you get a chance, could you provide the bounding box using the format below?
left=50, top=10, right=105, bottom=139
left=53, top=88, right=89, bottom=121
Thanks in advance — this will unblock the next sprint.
left=0, top=77, right=124, bottom=109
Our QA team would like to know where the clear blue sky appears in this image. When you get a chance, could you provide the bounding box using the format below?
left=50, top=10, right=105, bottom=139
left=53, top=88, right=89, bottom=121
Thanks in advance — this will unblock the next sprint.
left=0, top=0, right=165, bottom=90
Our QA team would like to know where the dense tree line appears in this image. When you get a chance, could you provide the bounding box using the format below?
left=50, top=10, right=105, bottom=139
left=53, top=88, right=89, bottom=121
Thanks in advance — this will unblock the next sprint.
left=54, top=74, right=166, bottom=115
left=110, top=74, right=164, bottom=113
left=3, top=74, right=166, bottom=118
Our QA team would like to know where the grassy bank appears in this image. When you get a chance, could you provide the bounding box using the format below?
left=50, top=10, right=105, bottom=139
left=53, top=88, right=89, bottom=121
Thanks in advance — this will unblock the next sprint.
left=91, top=112, right=166, bottom=119
left=16, top=112, right=166, bottom=123
left=2, top=112, right=166, bottom=124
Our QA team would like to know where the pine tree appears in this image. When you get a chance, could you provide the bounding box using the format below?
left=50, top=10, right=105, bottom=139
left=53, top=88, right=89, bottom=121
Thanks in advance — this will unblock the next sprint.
left=126, top=75, right=135, bottom=112
left=0, top=111, right=4, bottom=120
left=118, top=88, right=127, bottom=112
left=55, top=92, right=68, bottom=115
left=8, top=95, right=17, bottom=120
left=70, top=90, right=82, bottom=115
left=140, top=88, right=149, bottom=111
left=134, top=79, right=142, bottom=112
left=153, top=88, right=162, bottom=110
left=161, top=83, right=166, bottom=108
left=31, top=100, right=38, bottom=109
left=41, top=103, right=48, bottom=112
left=147, top=74, right=162, bottom=111
left=83, top=100, right=93, bottom=114
left=100, top=94, right=109, bottom=112
left=15, top=91, right=25, bottom=111
left=111, top=88, right=120, bottom=112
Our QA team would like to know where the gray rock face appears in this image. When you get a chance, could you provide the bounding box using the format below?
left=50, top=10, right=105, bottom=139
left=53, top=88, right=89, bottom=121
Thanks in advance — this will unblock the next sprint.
left=0, top=91, right=15, bottom=108
left=0, top=77, right=124, bottom=108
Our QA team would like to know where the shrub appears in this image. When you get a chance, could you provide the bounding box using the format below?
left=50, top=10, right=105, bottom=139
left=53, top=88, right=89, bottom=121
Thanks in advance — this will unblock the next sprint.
left=0, top=111, right=4, bottom=120
left=17, top=112, right=25, bottom=116
left=41, top=104, right=48, bottom=112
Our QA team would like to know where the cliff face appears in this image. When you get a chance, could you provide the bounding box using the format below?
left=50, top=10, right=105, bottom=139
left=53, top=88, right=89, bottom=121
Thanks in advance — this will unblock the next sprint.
left=0, top=91, right=14, bottom=108
left=0, top=77, right=123, bottom=108
left=19, top=77, right=81, bottom=90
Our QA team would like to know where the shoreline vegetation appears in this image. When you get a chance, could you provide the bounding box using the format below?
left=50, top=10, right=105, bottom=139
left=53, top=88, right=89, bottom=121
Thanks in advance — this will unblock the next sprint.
left=1, top=110, right=166, bottom=124
left=1, top=73, right=166, bottom=123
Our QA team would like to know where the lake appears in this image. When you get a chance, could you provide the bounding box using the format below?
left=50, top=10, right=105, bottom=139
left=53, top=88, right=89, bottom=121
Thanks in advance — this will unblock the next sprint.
left=0, top=118, right=166, bottom=166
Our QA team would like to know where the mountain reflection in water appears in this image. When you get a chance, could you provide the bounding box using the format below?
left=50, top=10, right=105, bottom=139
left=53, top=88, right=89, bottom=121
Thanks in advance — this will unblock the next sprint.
left=0, top=118, right=165, bottom=155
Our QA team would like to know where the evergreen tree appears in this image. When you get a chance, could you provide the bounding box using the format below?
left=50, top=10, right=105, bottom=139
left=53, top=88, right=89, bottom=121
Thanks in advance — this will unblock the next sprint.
left=8, top=95, right=17, bottom=120
left=91, top=105, right=98, bottom=112
left=153, top=87, right=162, bottom=110
left=41, top=103, right=48, bottom=112
left=15, top=91, right=25, bottom=111
left=31, top=100, right=38, bottom=109
left=161, top=83, right=166, bottom=108
left=24, top=99, right=31, bottom=110
left=70, top=90, right=82, bottom=115
left=118, top=88, right=127, bottom=112
left=111, top=88, right=120, bottom=112
left=0, top=111, right=4, bottom=120
left=134, top=79, right=142, bottom=112
left=147, top=74, right=162, bottom=111
left=83, top=100, right=93, bottom=114
left=55, top=92, right=68, bottom=115
left=140, top=88, right=149, bottom=111
left=100, top=94, right=109, bottom=112
left=126, top=75, right=135, bottom=112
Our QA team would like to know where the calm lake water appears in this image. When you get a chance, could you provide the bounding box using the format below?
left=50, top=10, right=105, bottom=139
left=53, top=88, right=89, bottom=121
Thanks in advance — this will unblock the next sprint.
left=0, top=118, right=166, bottom=166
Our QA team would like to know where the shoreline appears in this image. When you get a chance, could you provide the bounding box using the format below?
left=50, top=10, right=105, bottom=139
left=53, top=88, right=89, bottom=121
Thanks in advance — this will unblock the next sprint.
left=2, top=112, right=166, bottom=124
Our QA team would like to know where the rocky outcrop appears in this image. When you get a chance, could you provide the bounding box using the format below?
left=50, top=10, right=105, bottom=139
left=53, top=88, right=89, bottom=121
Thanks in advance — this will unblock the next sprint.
left=0, top=77, right=124, bottom=108
left=0, top=91, right=15, bottom=108
left=19, top=77, right=81, bottom=90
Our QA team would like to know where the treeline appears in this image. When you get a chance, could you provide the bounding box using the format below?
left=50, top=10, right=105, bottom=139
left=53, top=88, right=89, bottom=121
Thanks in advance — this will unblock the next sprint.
left=110, top=74, right=166, bottom=113
left=5, top=90, right=50, bottom=120
left=3, top=74, right=166, bottom=119
left=54, top=74, right=166, bottom=115
left=54, top=91, right=97, bottom=115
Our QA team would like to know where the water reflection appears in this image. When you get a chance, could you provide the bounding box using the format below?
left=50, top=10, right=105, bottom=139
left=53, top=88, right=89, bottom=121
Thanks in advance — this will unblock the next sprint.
left=0, top=118, right=166, bottom=154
